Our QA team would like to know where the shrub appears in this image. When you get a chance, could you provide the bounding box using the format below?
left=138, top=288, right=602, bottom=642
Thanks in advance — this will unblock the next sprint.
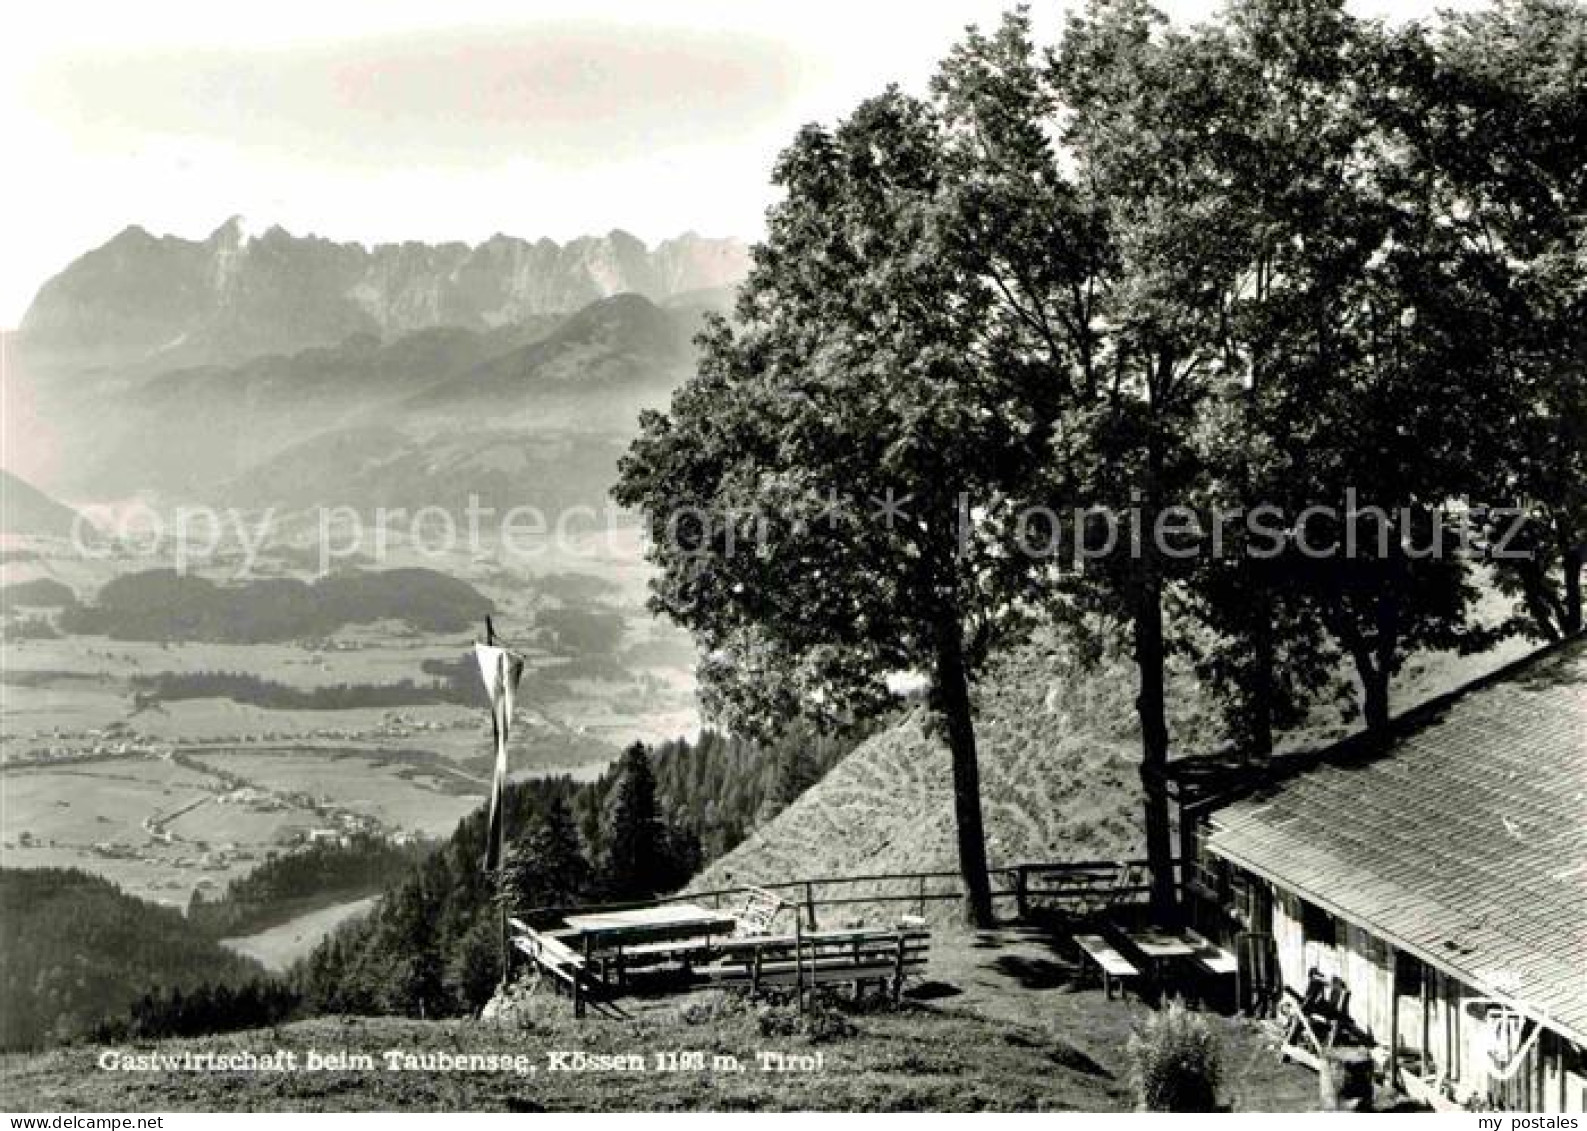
left=802, top=997, right=859, bottom=1044
left=678, top=990, right=750, bottom=1026
left=754, top=993, right=859, bottom=1044
left=1126, top=1003, right=1223, bottom=1112
left=756, top=1001, right=802, bottom=1039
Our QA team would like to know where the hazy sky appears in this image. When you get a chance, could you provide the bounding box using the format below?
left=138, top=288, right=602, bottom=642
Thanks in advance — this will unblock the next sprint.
left=2, top=0, right=1478, bottom=327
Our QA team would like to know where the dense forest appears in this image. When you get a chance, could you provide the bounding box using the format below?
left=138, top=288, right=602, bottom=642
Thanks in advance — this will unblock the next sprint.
left=131, top=669, right=474, bottom=710
left=186, top=833, right=431, bottom=937
left=297, top=725, right=863, bottom=1018
left=59, top=567, right=493, bottom=642
left=0, top=868, right=266, bottom=1050
left=639, top=724, right=863, bottom=860
left=0, top=578, right=78, bottom=610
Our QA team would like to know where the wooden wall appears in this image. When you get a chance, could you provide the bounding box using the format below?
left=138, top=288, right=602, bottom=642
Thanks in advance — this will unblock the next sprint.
left=1235, top=870, right=1584, bottom=1112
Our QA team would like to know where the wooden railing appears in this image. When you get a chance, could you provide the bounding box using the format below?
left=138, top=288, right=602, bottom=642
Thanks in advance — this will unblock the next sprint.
left=520, top=858, right=1176, bottom=931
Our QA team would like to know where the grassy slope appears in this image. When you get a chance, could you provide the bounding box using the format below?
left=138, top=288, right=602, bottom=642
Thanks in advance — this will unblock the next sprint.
left=692, top=604, right=1536, bottom=923
left=0, top=1002, right=1128, bottom=1112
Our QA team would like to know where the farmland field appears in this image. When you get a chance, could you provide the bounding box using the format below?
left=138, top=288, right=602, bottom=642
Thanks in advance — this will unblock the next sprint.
left=1, top=532, right=702, bottom=918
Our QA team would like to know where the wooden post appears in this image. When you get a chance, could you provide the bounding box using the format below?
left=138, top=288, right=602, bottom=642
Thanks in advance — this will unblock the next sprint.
left=1178, top=802, right=1200, bottom=905
left=918, top=875, right=928, bottom=919
left=805, top=881, right=817, bottom=931
left=1014, top=866, right=1029, bottom=921
left=1233, top=940, right=1243, bottom=1015
left=1533, top=1027, right=1546, bottom=1114
left=892, top=933, right=907, bottom=1007
left=1562, top=1032, right=1570, bottom=1113
left=795, top=918, right=806, bottom=1014
left=1420, top=966, right=1431, bottom=1073
left=485, top=616, right=510, bottom=988
left=1387, top=948, right=1400, bottom=1091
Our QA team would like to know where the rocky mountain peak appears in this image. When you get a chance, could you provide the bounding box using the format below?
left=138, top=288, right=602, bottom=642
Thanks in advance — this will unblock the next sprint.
left=19, top=222, right=749, bottom=367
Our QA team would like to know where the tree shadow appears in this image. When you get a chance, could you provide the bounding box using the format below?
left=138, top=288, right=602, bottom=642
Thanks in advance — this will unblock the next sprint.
left=904, top=980, right=964, bottom=1001
left=990, top=954, right=1079, bottom=990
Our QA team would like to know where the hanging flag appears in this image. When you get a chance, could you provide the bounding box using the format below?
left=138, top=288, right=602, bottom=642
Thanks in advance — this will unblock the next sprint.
left=475, top=642, right=525, bottom=873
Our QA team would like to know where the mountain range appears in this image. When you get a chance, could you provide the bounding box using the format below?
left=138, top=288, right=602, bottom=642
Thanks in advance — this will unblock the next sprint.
left=19, top=218, right=747, bottom=369
left=3, top=221, right=748, bottom=504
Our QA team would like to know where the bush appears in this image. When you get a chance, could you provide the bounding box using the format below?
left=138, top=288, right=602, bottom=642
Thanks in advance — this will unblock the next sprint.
left=802, top=997, right=859, bottom=1044
left=754, top=993, right=859, bottom=1044
left=1126, top=1003, right=1223, bottom=1112
left=678, top=990, right=750, bottom=1026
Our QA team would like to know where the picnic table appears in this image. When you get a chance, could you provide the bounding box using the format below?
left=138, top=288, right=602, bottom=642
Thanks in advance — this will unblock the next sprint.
left=1119, top=928, right=1198, bottom=986
left=563, top=903, right=740, bottom=985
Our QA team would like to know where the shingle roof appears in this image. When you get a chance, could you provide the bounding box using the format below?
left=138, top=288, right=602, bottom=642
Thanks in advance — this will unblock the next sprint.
left=1205, top=639, right=1587, bottom=1043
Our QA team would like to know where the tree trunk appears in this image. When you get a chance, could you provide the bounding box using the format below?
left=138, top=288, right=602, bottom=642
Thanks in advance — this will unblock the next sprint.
left=1134, top=580, right=1179, bottom=926
left=1517, top=552, right=1565, bottom=642
left=1563, top=540, right=1583, bottom=637
left=934, top=619, right=996, bottom=929
left=1248, top=594, right=1277, bottom=760
left=1360, top=663, right=1391, bottom=735
left=1135, top=394, right=1178, bottom=926
left=1335, top=612, right=1394, bottom=739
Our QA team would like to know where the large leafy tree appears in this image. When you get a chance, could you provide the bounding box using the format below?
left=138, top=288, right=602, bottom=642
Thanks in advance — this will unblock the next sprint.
left=1385, top=0, right=1587, bottom=641
left=616, top=91, right=1055, bottom=927
left=1215, top=0, right=1513, bottom=732
left=1043, top=0, right=1259, bottom=918
left=1067, top=0, right=1509, bottom=742
left=926, top=3, right=1256, bottom=920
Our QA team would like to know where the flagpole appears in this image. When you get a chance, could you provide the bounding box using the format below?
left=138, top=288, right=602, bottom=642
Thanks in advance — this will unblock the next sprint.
left=485, top=617, right=510, bottom=988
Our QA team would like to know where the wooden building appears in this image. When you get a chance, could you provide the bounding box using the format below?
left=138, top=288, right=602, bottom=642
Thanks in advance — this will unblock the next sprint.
left=1182, top=639, right=1586, bottom=1112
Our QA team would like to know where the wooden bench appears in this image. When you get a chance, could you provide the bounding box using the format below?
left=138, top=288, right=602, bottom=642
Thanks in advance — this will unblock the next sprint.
left=704, top=926, right=930, bottom=1004
left=1073, top=933, right=1141, bottom=999
left=510, top=917, right=592, bottom=1017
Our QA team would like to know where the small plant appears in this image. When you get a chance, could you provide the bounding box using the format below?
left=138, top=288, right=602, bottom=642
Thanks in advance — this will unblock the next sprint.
left=1126, top=1003, right=1223, bottom=1112
left=802, top=996, right=859, bottom=1044
left=754, top=993, right=860, bottom=1044
left=678, top=990, right=750, bottom=1026
left=756, top=1001, right=802, bottom=1039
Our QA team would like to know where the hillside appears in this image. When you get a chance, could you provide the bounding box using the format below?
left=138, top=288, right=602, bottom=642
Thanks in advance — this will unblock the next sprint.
left=0, top=469, right=90, bottom=538
left=690, top=633, right=1167, bottom=914
left=0, top=868, right=266, bottom=1051
left=405, top=294, right=694, bottom=424
left=220, top=427, right=630, bottom=516
left=29, top=293, right=696, bottom=499
left=692, top=618, right=1538, bottom=923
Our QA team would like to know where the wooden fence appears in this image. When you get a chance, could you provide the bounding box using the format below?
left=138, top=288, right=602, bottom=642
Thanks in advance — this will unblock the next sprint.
left=521, top=858, right=1176, bottom=931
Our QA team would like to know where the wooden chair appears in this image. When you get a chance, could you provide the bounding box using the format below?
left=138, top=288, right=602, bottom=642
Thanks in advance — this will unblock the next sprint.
left=1104, top=861, right=1151, bottom=913
left=1278, top=968, right=1355, bottom=1070
left=733, top=886, right=785, bottom=937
